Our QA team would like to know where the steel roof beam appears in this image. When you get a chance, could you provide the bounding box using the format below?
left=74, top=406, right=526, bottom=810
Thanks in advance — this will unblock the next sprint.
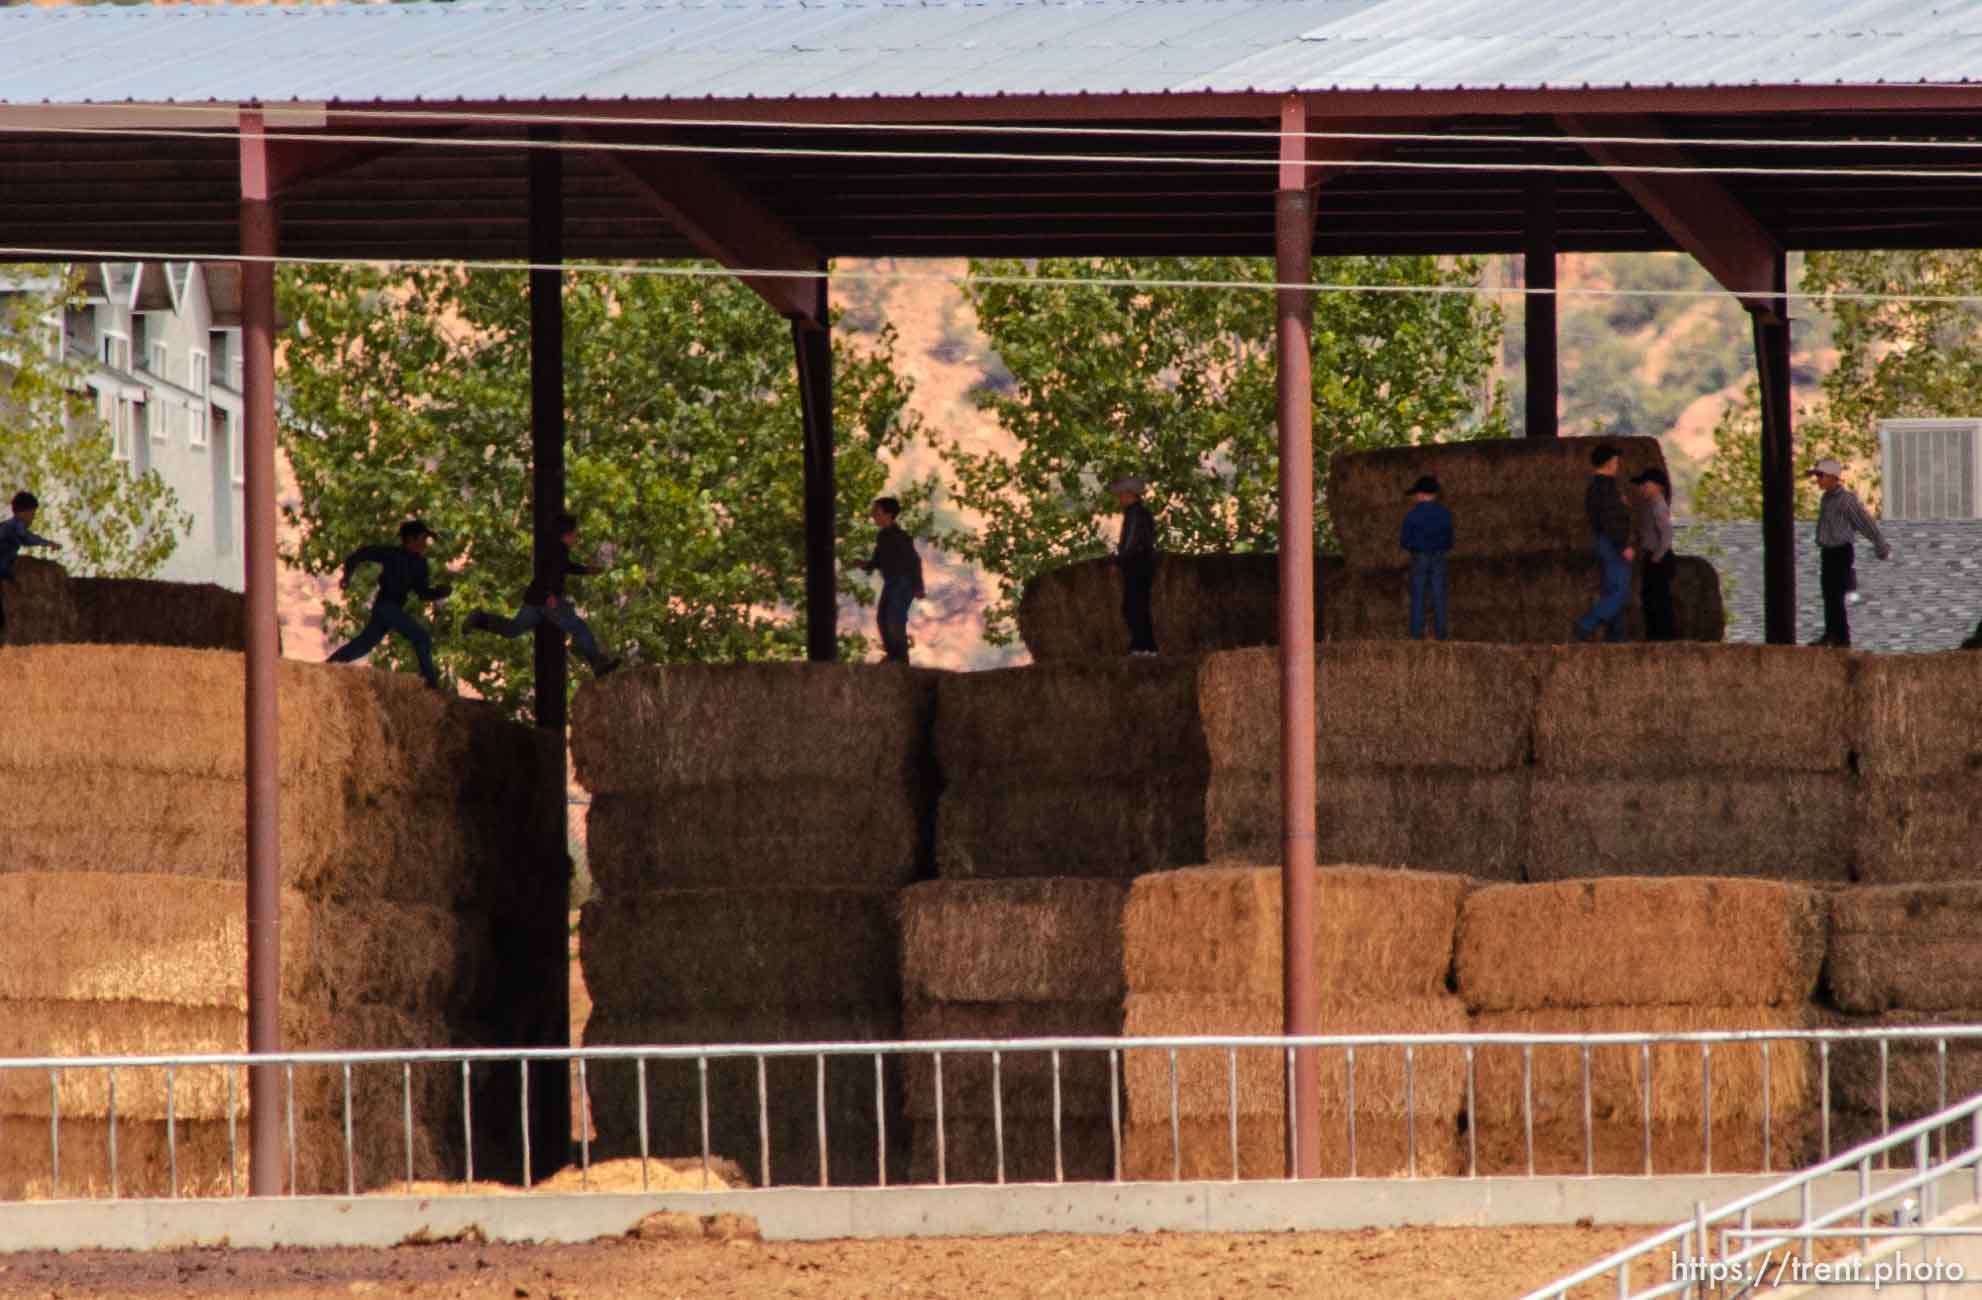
left=1557, top=113, right=1783, bottom=314
left=576, top=127, right=821, bottom=324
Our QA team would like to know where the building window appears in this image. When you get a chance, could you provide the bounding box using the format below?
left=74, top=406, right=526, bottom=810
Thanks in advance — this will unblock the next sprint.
left=148, top=340, right=167, bottom=380
left=227, top=409, right=243, bottom=485
left=101, top=332, right=131, bottom=374
left=108, top=395, right=134, bottom=462
left=145, top=393, right=165, bottom=443
left=188, top=350, right=210, bottom=448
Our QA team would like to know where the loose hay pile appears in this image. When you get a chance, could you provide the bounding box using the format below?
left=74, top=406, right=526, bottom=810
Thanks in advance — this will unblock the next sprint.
left=573, top=665, right=926, bottom=1187
left=0, top=647, right=567, bottom=1197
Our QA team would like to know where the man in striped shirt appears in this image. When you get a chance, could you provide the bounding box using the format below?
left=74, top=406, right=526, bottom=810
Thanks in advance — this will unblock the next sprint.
left=1807, top=458, right=1890, bottom=648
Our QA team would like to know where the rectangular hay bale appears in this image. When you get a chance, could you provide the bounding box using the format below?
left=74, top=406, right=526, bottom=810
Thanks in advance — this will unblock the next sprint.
left=1457, top=880, right=1826, bottom=1011
left=1534, top=645, right=1850, bottom=775
left=1854, top=776, right=1982, bottom=885
left=586, top=783, right=926, bottom=895
left=899, top=880, right=1129, bottom=1005
left=570, top=663, right=937, bottom=797
left=1120, top=995, right=1468, bottom=1127
left=1469, top=1007, right=1816, bottom=1128
left=1826, top=885, right=1982, bottom=1013
left=1326, top=436, right=1669, bottom=569
left=1123, top=1114, right=1463, bottom=1181
left=909, top=1115, right=1116, bottom=1185
left=1526, top=773, right=1852, bottom=883
left=1469, top=1112, right=1815, bottom=1178
left=579, top=889, right=899, bottom=1016
left=901, top=1002, right=1123, bottom=1120
left=584, top=1007, right=906, bottom=1187
left=1122, top=866, right=1467, bottom=1001
left=934, top=775, right=1208, bottom=880
left=934, top=659, right=1210, bottom=782
left=1852, top=654, right=1982, bottom=781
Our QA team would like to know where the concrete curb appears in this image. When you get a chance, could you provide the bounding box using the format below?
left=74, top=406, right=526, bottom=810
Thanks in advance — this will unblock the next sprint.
left=0, top=1172, right=1942, bottom=1253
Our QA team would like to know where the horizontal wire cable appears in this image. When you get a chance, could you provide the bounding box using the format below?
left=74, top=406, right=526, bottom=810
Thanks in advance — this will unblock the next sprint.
left=0, top=242, right=1962, bottom=310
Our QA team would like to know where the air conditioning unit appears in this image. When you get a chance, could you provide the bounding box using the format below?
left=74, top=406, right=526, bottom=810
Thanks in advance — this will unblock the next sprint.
left=1877, top=418, right=1982, bottom=520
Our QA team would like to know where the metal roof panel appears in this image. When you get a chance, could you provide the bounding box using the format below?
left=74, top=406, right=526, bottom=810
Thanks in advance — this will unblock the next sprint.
left=6, top=0, right=1982, bottom=105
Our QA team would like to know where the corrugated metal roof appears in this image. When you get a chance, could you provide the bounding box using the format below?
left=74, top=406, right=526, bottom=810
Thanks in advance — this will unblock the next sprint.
left=5, top=0, right=1982, bottom=106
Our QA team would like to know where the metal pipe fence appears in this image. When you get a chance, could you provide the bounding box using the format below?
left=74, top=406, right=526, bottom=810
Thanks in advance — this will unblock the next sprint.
left=2, top=1027, right=1976, bottom=1201
left=1525, top=1090, right=1982, bottom=1299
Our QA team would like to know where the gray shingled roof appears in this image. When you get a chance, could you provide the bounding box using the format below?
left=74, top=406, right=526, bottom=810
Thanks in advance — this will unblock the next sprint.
left=1682, top=519, right=1982, bottom=652
left=3, top=0, right=1982, bottom=105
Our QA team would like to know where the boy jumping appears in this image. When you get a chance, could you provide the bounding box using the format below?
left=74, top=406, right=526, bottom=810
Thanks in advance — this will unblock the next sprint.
left=326, top=519, right=452, bottom=688
left=0, top=490, right=63, bottom=639
left=464, top=512, right=621, bottom=678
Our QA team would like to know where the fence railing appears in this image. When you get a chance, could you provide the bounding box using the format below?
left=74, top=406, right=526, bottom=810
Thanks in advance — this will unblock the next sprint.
left=2, top=1026, right=1978, bottom=1202
left=1523, top=1089, right=1982, bottom=1299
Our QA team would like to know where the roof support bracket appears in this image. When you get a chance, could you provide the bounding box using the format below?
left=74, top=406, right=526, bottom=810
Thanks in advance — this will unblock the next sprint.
left=1557, top=113, right=1783, bottom=317
left=575, top=127, right=823, bottom=326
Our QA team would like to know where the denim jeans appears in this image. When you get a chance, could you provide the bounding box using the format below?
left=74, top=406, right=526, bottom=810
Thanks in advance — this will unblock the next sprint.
left=1407, top=552, right=1449, bottom=640
left=1575, top=535, right=1632, bottom=642
left=328, top=600, right=439, bottom=685
left=877, top=577, right=915, bottom=661
left=480, top=601, right=606, bottom=663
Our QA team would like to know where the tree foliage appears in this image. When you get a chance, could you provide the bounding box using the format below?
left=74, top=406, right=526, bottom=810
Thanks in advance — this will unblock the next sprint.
left=0, top=270, right=188, bottom=576
left=1695, top=250, right=1982, bottom=519
left=278, top=264, right=927, bottom=719
left=940, top=257, right=1507, bottom=642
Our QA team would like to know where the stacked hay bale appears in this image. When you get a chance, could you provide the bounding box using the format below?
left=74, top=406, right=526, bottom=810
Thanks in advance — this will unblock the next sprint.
left=1852, top=655, right=1982, bottom=884
left=1528, top=645, right=1853, bottom=881
left=1, top=556, right=78, bottom=644
left=897, top=880, right=1130, bottom=1183
left=1199, top=643, right=1538, bottom=878
left=1457, top=878, right=1826, bottom=1174
left=0, top=558, right=249, bottom=651
left=0, top=646, right=567, bottom=1196
left=1823, top=885, right=1982, bottom=1153
left=1017, top=553, right=1342, bottom=661
left=934, top=660, right=1211, bottom=877
left=68, top=577, right=248, bottom=650
left=572, top=664, right=936, bottom=1186
left=1325, top=436, right=1723, bottom=643
left=1119, top=867, right=1470, bottom=1180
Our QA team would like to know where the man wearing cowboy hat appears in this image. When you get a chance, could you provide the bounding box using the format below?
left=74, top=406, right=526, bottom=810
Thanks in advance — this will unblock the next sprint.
left=1110, top=475, right=1158, bottom=656
left=1807, top=457, right=1890, bottom=648
left=1399, top=474, right=1454, bottom=640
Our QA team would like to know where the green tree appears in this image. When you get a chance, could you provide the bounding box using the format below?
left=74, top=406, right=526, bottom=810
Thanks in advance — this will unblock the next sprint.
left=0, top=270, right=188, bottom=576
left=941, top=256, right=1507, bottom=643
left=1695, top=249, right=1982, bottom=519
left=278, top=264, right=927, bottom=719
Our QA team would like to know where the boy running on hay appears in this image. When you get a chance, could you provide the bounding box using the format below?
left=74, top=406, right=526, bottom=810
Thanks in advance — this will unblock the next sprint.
left=463, top=511, right=622, bottom=679
left=1399, top=474, right=1453, bottom=641
left=326, top=519, right=452, bottom=689
left=0, top=490, right=63, bottom=640
left=857, top=496, right=924, bottom=663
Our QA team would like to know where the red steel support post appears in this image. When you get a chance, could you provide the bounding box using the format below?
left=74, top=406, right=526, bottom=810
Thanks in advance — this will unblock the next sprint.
left=238, top=109, right=283, bottom=1197
left=1275, top=96, right=1321, bottom=1180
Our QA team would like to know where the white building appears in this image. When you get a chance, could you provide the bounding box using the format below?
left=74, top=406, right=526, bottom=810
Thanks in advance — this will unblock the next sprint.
left=26, top=262, right=248, bottom=590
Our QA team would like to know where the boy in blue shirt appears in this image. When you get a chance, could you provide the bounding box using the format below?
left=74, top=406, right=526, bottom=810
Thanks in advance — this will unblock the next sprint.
left=326, top=519, right=452, bottom=688
left=0, top=490, right=63, bottom=642
left=1399, top=475, right=1454, bottom=641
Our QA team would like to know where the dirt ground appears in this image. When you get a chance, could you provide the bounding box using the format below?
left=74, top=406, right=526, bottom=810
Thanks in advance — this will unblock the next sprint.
left=0, top=1220, right=1676, bottom=1300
